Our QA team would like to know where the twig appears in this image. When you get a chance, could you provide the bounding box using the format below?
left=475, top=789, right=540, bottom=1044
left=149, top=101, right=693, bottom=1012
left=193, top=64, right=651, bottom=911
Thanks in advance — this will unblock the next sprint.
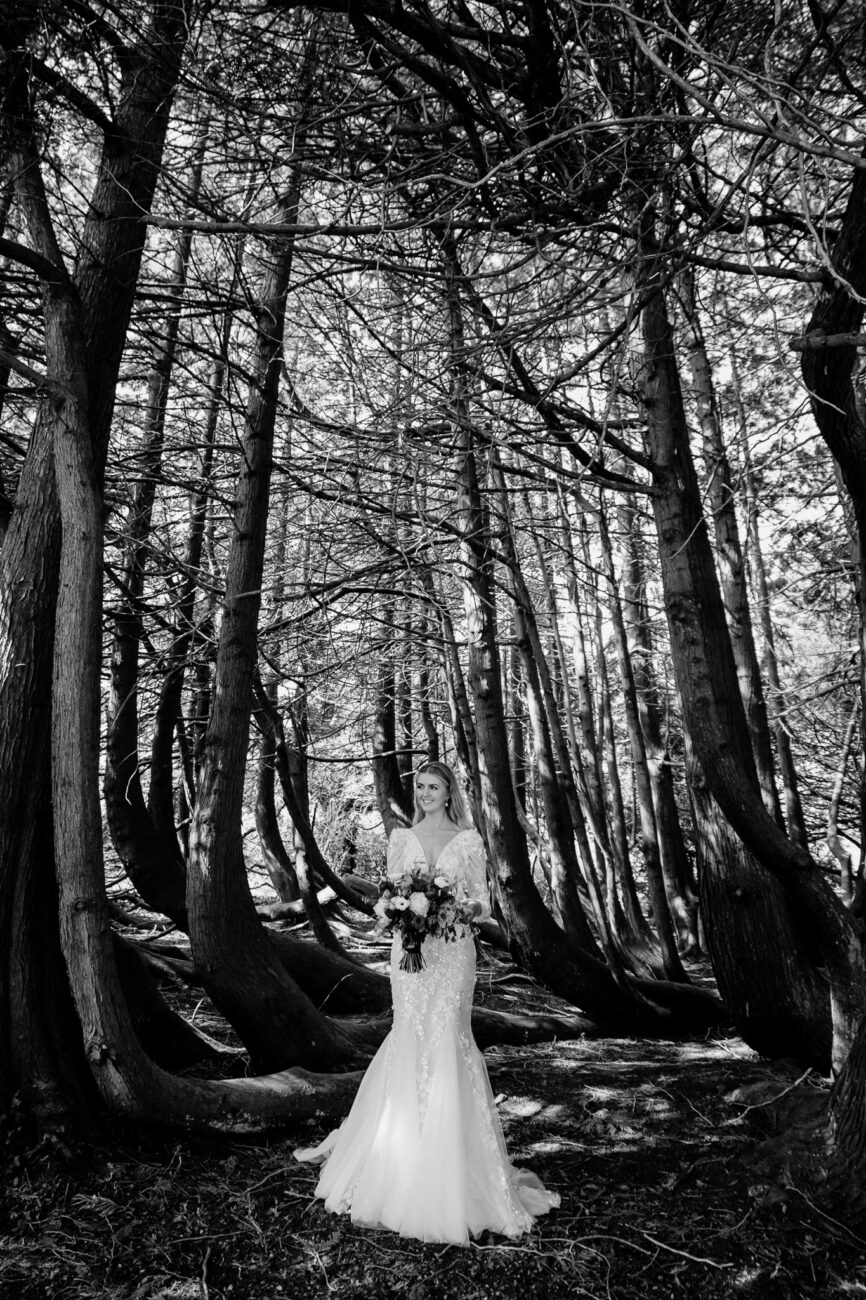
left=639, top=1233, right=732, bottom=1269
left=729, top=1068, right=814, bottom=1119
left=788, top=1188, right=866, bottom=1247
left=200, top=1243, right=212, bottom=1299
left=240, top=1169, right=294, bottom=1195
left=317, top=972, right=356, bottom=1010
left=305, top=1243, right=336, bottom=1292
left=573, top=1234, right=653, bottom=1256
left=166, top=1231, right=244, bottom=1246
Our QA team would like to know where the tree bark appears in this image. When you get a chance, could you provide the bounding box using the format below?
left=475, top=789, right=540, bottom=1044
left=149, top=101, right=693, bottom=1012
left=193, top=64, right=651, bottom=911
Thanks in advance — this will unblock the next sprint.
left=558, top=501, right=654, bottom=950
left=254, top=473, right=301, bottom=902
left=0, top=3, right=192, bottom=1113
left=619, top=496, right=698, bottom=948
left=255, top=700, right=302, bottom=903
left=679, top=270, right=782, bottom=827
left=594, top=497, right=688, bottom=981
left=734, top=365, right=809, bottom=851
left=186, top=222, right=354, bottom=1072
left=638, top=261, right=864, bottom=1067
left=254, top=673, right=375, bottom=916
left=371, top=599, right=415, bottom=832
left=687, top=740, right=831, bottom=1069
left=113, top=934, right=241, bottom=1070
left=827, top=1009, right=866, bottom=1223
left=488, top=463, right=601, bottom=955
left=799, top=160, right=866, bottom=820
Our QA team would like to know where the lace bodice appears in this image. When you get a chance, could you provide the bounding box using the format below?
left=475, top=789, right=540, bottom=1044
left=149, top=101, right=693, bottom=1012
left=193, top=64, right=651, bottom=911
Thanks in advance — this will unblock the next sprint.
left=386, top=826, right=491, bottom=921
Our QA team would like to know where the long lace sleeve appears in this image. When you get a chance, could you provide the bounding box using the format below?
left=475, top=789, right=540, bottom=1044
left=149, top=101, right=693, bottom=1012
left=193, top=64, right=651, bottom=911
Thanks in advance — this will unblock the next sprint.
left=462, top=829, right=491, bottom=921
left=386, top=827, right=411, bottom=880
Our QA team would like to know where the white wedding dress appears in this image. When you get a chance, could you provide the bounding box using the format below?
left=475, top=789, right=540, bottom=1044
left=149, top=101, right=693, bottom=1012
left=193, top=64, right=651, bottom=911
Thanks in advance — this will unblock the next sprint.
left=294, top=825, right=560, bottom=1244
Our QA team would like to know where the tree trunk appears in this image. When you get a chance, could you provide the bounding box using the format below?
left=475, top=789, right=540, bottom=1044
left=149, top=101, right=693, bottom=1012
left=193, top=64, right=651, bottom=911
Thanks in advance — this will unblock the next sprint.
left=619, top=496, right=699, bottom=949
left=0, top=3, right=192, bottom=1113
left=488, top=463, right=600, bottom=954
left=255, top=697, right=302, bottom=903
left=186, top=219, right=353, bottom=1072
left=417, top=610, right=440, bottom=760
left=113, top=934, right=241, bottom=1071
left=254, top=477, right=301, bottom=903
left=679, top=271, right=782, bottom=827
left=828, top=701, right=858, bottom=905
left=420, top=565, right=483, bottom=813
left=396, top=607, right=415, bottom=790
left=827, top=1010, right=866, bottom=1223
left=638, top=258, right=864, bottom=1067
left=104, top=605, right=190, bottom=927
left=522, top=485, right=634, bottom=954
left=799, top=162, right=866, bottom=850
left=371, top=600, right=414, bottom=832
left=687, top=740, right=831, bottom=1069
left=731, top=350, right=810, bottom=849
left=558, top=502, right=653, bottom=949
left=595, top=497, right=688, bottom=981
left=253, top=673, right=375, bottom=916
left=43, top=166, right=365, bottom=1130
left=443, top=248, right=720, bottom=1032
left=510, top=594, right=598, bottom=948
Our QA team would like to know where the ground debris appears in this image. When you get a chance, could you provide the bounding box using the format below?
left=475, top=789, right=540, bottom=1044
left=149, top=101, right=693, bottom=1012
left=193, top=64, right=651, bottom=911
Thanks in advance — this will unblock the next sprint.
left=1, top=988, right=860, bottom=1299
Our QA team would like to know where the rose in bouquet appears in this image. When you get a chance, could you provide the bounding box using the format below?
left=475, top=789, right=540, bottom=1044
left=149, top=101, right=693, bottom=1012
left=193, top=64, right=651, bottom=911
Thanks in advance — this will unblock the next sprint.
left=374, top=869, right=479, bottom=973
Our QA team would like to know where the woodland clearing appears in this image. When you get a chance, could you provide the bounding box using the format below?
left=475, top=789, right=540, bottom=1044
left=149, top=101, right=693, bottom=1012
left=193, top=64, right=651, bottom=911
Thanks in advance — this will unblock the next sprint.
left=2, top=943, right=859, bottom=1300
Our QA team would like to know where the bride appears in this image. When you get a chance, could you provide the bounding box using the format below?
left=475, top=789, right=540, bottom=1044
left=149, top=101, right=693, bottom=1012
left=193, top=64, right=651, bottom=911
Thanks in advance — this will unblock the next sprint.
left=294, top=760, right=560, bottom=1244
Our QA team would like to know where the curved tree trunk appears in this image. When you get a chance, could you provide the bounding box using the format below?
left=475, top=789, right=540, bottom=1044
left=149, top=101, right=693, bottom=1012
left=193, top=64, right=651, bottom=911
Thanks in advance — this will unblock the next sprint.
left=0, top=402, right=87, bottom=1116
left=637, top=249, right=865, bottom=1068
left=687, top=742, right=831, bottom=1070
left=679, top=271, right=782, bottom=828
left=113, top=934, right=241, bottom=1071
left=443, top=247, right=720, bottom=1033
left=253, top=673, right=375, bottom=916
left=529, top=488, right=628, bottom=941
left=294, top=849, right=359, bottom=961
left=255, top=706, right=302, bottom=903
left=146, top=416, right=216, bottom=847
left=491, top=461, right=608, bottom=958
left=796, top=156, right=866, bottom=1217
left=0, top=3, right=192, bottom=1115
left=104, top=603, right=190, bottom=927
left=254, top=471, right=301, bottom=902
left=799, top=164, right=866, bottom=787
left=186, top=205, right=354, bottom=1072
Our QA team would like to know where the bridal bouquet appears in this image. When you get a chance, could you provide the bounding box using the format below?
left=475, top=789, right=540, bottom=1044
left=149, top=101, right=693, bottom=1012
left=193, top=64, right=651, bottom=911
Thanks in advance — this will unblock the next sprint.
left=373, top=869, right=479, bottom=973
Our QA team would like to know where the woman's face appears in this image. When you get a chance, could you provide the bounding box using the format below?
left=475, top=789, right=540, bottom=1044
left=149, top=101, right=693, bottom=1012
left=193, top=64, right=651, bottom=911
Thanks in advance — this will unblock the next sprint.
left=415, top=771, right=449, bottom=817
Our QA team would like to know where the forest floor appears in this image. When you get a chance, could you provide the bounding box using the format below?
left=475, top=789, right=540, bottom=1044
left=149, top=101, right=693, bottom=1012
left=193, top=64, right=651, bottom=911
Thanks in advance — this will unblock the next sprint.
left=2, top=937, right=865, bottom=1300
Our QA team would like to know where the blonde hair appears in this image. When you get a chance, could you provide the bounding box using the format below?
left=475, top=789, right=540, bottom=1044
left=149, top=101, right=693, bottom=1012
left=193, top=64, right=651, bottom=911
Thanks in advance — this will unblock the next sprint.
left=413, top=761, right=473, bottom=829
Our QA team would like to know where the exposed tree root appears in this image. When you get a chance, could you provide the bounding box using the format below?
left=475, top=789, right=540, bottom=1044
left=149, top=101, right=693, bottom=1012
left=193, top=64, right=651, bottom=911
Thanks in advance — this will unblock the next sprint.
left=114, top=934, right=242, bottom=1069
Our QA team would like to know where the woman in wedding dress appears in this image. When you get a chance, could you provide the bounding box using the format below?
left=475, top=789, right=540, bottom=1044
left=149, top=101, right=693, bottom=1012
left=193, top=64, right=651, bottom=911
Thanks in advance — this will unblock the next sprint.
left=294, top=760, right=560, bottom=1244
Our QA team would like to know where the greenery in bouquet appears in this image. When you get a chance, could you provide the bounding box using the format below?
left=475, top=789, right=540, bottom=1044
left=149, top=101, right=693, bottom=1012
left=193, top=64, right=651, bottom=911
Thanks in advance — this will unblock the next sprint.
left=373, top=869, right=479, bottom=973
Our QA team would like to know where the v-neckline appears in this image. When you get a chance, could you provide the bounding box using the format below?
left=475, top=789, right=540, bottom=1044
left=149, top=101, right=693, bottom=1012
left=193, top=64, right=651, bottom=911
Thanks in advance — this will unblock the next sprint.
left=406, top=825, right=468, bottom=872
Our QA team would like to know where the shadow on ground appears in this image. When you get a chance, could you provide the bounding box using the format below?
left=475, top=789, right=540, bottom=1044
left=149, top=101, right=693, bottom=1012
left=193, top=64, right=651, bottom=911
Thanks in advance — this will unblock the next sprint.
left=2, top=965, right=862, bottom=1300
